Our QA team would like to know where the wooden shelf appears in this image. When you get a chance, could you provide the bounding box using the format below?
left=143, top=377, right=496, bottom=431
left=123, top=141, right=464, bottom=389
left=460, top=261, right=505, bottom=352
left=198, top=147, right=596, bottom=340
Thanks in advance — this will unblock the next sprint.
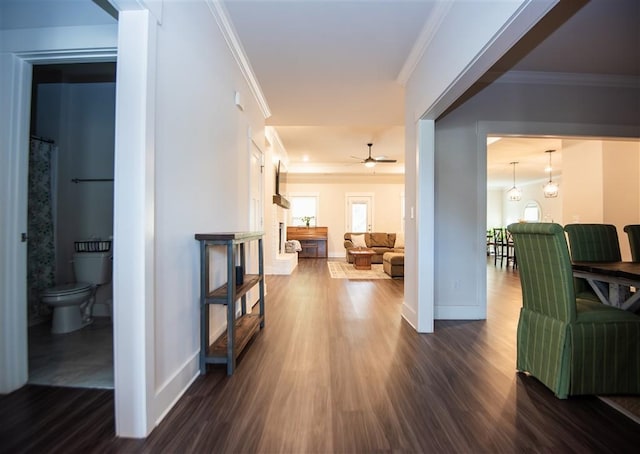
left=195, top=231, right=265, bottom=375
left=207, top=275, right=262, bottom=303
left=205, top=313, right=263, bottom=360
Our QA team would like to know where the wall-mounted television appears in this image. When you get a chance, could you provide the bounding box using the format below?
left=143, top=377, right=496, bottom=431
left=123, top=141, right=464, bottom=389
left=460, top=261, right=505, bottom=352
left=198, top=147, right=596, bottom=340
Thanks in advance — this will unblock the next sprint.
left=273, top=160, right=290, bottom=209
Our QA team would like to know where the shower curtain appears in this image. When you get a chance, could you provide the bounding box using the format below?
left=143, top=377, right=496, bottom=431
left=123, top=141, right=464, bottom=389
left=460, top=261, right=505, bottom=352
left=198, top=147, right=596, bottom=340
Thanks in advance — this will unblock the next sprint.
left=27, top=137, right=57, bottom=324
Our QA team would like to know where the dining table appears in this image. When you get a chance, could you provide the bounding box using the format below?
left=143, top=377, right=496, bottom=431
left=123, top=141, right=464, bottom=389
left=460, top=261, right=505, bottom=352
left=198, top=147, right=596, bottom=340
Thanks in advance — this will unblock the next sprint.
left=572, top=261, right=640, bottom=312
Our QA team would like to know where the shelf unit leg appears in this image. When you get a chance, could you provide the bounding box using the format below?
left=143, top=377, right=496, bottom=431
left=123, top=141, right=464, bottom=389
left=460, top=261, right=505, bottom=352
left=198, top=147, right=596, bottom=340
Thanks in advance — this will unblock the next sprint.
left=199, top=241, right=209, bottom=374
left=227, top=242, right=236, bottom=375
left=259, top=238, right=265, bottom=328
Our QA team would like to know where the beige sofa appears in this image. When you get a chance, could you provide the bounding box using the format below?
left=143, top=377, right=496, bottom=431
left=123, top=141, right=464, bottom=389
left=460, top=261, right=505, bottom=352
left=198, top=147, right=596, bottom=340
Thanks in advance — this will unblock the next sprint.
left=344, top=232, right=404, bottom=264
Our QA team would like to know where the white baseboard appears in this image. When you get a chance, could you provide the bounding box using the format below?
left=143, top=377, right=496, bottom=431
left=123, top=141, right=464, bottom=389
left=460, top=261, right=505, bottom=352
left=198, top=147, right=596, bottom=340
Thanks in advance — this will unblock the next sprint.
left=266, top=252, right=298, bottom=275
left=434, top=305, right=486, bottom=320
left=153, top=351, right=200, bottom=428
left=401, top=302, right=418, bottom=329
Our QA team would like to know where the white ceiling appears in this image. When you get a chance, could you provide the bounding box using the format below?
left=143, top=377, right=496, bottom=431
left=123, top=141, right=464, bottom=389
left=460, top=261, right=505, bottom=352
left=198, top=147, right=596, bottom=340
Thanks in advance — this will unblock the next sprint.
left=224, top=0, right=438, bottom=174
left=2, top=0, right=638, bottom=181
left=224, top=0, right=640, bottom=177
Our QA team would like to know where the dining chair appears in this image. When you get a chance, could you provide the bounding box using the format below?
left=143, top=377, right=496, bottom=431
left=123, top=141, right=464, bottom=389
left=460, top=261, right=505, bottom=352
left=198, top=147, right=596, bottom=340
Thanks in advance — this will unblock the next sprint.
left=623, top=224, right=640, bottom=262
left=563, top=223, right=622, bottom=301
left=508, top=222, right=640, bottom=399
left=493, top=228, right=516, bottom=268
left=563, top=223, right=622, bottom=262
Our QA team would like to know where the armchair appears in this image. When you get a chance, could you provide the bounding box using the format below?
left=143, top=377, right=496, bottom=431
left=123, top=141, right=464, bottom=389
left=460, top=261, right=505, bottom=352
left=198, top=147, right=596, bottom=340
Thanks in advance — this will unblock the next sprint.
left=508, top=222, right=640, bottom=398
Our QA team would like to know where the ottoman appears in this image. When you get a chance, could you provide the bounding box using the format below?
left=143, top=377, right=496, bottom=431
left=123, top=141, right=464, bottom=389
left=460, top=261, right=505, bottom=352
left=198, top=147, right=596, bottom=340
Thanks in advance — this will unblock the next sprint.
left=383, top=252, right=404, bottom=278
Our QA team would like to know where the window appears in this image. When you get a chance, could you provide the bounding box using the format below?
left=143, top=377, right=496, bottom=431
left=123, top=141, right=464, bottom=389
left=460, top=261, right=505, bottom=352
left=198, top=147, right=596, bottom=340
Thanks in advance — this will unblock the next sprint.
left=290, top=195, right=318, bottom=226
left=523, top=201, right=541, bottom=222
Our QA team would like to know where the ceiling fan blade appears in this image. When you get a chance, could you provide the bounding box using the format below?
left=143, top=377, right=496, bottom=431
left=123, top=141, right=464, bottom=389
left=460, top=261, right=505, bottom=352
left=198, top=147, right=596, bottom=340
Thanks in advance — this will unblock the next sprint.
left=350, top=155, right=363, bottom=161
left=373, top=158, right=397, bottom=163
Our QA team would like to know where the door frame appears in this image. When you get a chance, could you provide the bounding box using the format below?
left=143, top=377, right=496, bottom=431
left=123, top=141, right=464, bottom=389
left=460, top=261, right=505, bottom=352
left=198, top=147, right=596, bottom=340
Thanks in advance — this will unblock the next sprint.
left=345, top=192, right=374, bottom=233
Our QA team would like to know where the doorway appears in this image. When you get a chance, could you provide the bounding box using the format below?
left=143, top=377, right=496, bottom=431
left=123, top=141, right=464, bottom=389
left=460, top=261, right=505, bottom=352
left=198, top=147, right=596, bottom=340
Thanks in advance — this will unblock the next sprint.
left=346, top=193, right=374, bottom=233
left=27, top=62, right=116, bottom=388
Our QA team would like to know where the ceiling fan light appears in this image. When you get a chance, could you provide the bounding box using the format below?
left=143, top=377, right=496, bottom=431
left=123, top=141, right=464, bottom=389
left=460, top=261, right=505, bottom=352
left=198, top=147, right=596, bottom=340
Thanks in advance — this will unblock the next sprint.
left=364, top=160, right=376, bottom=168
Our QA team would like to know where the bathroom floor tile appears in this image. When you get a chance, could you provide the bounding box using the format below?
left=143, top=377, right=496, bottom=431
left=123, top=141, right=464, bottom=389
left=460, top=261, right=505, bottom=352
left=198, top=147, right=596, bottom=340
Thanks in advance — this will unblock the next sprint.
left=28, top=317, right=113, bottom=389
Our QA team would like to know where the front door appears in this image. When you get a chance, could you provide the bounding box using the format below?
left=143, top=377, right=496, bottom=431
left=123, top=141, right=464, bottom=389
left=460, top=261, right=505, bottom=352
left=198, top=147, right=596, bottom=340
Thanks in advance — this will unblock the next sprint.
left=346, top=194, right=373, bottom=233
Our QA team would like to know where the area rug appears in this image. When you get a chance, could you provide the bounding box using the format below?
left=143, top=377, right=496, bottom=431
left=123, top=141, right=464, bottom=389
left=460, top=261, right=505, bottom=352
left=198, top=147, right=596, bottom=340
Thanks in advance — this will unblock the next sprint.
left=327, top=261, right=391, bottom=279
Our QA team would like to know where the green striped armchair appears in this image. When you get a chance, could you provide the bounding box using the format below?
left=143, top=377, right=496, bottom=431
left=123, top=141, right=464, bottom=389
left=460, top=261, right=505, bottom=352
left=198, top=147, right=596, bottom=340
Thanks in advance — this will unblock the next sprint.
left=624, top=224, right=640, bottom=262
left=508, top=222, right=640, bottom=399
left=564, top=223, right=622, bottom=301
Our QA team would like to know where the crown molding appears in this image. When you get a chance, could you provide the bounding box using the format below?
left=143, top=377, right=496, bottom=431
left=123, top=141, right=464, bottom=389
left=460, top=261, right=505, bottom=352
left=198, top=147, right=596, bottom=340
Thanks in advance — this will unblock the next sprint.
left=396, top=1, right=453, bottom=86
left=487, top=70, right=640, bottom=89
left=206, top=1, right=271, bottom=119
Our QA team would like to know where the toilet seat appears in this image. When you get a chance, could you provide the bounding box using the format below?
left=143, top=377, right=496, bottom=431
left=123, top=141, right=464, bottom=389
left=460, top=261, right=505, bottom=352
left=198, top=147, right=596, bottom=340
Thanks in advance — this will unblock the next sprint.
left=42, top=282, right=93, bottom=297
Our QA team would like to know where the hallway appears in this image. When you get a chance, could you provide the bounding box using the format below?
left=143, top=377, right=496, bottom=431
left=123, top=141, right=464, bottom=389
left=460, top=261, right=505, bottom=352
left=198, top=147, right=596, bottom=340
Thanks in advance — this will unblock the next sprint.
left=0, top=259, right=638, bottom=452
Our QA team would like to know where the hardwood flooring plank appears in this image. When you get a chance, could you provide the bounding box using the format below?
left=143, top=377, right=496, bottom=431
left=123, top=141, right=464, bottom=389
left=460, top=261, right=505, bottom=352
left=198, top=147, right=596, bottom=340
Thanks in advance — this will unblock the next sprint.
left=1, top=258, right=638, bottom=453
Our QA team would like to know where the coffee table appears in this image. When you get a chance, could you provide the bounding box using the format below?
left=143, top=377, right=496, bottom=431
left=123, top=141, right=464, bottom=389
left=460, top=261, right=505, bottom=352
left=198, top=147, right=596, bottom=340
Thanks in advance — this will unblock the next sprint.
left=348, top=248, right=376, bottom=270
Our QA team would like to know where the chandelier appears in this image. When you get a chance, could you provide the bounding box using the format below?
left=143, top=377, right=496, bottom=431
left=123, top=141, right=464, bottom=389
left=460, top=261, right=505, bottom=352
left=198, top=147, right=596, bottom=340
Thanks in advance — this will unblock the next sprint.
left=507, top=161, right=522, bottom=201
left=543, top=149, right=559, bottom=198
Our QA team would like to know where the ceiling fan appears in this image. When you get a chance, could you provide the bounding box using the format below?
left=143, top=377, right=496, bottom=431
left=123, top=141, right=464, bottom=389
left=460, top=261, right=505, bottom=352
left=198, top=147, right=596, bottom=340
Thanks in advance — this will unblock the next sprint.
left=352, top=143, right=397, bottom=168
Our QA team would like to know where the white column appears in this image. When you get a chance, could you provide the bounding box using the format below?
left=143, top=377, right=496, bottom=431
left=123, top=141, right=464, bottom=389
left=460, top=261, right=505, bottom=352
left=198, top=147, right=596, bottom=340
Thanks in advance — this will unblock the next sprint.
left=113, top=8, right=157, bottom=438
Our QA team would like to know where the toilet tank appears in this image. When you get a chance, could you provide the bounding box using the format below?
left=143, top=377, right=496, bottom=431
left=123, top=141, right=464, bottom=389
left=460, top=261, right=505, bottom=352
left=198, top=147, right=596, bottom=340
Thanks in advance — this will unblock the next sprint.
left=73, top=252, right=112, bottom=285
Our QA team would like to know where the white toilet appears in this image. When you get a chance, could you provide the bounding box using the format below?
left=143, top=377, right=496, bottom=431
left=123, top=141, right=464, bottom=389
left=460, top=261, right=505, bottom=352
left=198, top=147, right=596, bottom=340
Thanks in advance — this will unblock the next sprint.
left=41, top=251, right=112, bottom=334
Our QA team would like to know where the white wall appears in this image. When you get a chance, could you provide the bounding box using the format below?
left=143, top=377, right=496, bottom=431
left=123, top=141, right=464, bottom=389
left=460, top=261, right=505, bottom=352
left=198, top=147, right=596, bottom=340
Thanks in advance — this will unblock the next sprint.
left=403, top=0, right=557, bottom=330
left=149, top=0, right=266, bottom=428
left=0, top=14, right=118, bottom=394
left=500, top=179, right=563, bottom=227
left=0, top=0, right=269, bottom=438
left=286, top=175, right=404, bottom=257
left=563, top=140, right=604, bottom=223
left=35, top=80, right=116, bottom=316
left=434, top=78, right=640, bottom=320
left=36, top=82, right=116, bottom=284
left=264, top=127, right=297, bottom=275
left=562, top=138, right=640, bottom=260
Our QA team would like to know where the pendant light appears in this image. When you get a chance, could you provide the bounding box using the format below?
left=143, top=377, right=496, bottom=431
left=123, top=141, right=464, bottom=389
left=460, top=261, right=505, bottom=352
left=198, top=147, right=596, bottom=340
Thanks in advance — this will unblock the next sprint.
left=543, top=149, right=559, bottom=198
left=507, top=161, right=522, bottom=201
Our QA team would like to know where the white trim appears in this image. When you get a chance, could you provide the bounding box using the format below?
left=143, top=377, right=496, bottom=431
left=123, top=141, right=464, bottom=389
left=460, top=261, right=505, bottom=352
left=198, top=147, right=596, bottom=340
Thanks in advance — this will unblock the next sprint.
left=206, top=0, right=271, bottom=119
left=401, top=302, right=418, bottom=330
left=487, top=70, right=640, bottom=89
left=0, top=54, right=31, bottom=393
left=345, top=192, right=375, bottom=233
left=416, top=120, right=434, bottom=333
left=396, top=0, right=453, bottom=86
left=14, top=49, right=117, bottom=63
left=153, top=352, right=199, bottom=428
left=113, top=9, right=156, bottom=438
left=420, top=0, right=558, bottom=121
left=434, top=306, right=485, bottom=320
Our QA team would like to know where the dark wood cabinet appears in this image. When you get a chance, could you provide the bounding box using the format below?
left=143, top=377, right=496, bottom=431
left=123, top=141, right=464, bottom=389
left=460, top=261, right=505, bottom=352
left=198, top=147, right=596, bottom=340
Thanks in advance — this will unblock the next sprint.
left=287, top=226, right=328, bottom=258
left=194, top=231, right=264, bottom=375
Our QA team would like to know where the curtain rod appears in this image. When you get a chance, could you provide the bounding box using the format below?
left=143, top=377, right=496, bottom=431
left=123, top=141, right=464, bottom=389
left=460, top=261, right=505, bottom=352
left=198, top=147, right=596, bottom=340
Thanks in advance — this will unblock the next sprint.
left=71, top=178, right=114, bottom=184
left=30, top=134, right=55, bottom=144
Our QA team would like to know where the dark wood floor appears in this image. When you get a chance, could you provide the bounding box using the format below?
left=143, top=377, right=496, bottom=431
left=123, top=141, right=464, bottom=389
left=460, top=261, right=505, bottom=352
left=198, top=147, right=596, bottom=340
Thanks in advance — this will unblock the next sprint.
left=1, top=259, right=639, bottom=453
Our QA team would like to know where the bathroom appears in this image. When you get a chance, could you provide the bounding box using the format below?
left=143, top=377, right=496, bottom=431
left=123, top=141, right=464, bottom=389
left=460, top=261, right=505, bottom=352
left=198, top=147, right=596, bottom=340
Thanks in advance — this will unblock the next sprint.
left=28, top=62, right=116, bottom=389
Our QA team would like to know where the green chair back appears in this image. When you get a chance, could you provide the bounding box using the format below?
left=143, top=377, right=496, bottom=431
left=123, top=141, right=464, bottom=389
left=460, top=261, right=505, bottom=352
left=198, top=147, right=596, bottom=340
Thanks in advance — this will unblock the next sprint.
left=507, top=223, right=576, bottom=322
left=563, top=223, right=621, bottom=262
left=624, top=224, right=640, bottom=262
